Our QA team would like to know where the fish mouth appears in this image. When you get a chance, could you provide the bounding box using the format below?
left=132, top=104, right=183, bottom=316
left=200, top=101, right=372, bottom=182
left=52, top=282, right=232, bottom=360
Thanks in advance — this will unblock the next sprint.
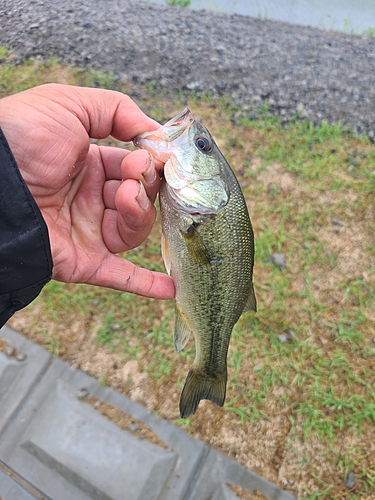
left=159, top=108, right=194, bottom=143
left=133, top=108, right=195, bottom=162
left=133, top=108, right=194, bottom=147
left=164, top=108, right=194, bottom=128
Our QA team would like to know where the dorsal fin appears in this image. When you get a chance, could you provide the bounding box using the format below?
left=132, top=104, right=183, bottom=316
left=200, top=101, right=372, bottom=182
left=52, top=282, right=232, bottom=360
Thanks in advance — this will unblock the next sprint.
left=243, top=283, right=257, bottom=313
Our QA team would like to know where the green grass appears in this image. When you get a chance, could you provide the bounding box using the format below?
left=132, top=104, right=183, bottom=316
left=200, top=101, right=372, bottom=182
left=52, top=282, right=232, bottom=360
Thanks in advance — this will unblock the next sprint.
left=165, top=0, right=191, bottom=6
left=2, top=52, right=375, bottom=498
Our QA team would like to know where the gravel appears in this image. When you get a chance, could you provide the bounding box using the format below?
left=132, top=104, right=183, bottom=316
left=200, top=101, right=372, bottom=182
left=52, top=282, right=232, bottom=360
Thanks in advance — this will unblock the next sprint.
left=1, top=0, right=375, bottom=137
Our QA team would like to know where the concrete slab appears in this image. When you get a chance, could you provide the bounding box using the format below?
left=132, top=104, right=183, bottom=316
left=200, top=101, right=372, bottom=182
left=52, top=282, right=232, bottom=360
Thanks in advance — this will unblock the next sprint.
left=0, top=326, right=51, bottom=434
left=0, top=327, right=296, bottom=500
left=0, top=358, right=205, bottom=500
left=0, top=463, right=45, bottom=500
left=22, top=383, right=178, bottom=500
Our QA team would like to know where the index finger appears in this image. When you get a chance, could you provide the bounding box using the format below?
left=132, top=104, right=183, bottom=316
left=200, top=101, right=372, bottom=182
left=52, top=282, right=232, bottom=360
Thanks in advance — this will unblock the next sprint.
left=89, top=253, right=175, bottom=300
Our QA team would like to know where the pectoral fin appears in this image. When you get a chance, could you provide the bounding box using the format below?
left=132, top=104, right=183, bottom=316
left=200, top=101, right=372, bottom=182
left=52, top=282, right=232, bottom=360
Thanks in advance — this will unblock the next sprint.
left=174, top=301, right=192, bottom=352
left=180, top=224, right=211, bottom=266
left=243, top=283, right=257, bottom=312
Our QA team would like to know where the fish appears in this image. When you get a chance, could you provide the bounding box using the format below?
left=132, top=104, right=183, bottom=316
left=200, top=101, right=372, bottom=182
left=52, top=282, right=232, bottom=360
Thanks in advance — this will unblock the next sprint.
left=133, top=108, right=256, bottom=418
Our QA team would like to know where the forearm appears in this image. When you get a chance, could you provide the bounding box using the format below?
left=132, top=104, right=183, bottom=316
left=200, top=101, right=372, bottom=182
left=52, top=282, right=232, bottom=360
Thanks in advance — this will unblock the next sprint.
left=0, top=128, right=52, bottom=327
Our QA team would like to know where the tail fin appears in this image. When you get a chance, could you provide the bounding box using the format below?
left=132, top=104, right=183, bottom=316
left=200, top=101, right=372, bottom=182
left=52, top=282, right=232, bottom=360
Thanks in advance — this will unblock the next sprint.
left=179, top=368, right=227, bottom=418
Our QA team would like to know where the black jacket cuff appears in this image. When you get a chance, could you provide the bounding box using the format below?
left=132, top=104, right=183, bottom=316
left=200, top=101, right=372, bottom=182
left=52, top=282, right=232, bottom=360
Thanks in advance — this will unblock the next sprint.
left=0, top=128, right=53, bottom=327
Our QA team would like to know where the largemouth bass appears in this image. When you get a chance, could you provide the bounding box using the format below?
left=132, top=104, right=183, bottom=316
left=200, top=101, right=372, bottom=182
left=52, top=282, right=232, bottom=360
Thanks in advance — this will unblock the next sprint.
left=133, top=109, right=256, bottom=418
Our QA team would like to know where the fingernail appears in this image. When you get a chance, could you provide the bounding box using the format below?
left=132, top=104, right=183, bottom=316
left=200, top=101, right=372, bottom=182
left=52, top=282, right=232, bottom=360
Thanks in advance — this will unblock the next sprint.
left=143, top=155, right=157, bottom=185
left=136, top=181, right=151, bottom=211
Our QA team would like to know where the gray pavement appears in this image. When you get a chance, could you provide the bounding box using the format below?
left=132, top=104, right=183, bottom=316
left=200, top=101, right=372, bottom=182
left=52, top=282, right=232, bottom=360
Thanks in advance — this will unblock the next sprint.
left=1, top=0, right=375, bottom=138
left=0, top=326, right=296, bottom=500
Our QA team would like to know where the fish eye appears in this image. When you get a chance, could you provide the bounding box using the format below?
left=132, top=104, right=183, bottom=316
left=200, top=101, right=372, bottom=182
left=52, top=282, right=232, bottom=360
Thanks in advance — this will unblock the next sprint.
left=195, top=136, right=212, bottom=153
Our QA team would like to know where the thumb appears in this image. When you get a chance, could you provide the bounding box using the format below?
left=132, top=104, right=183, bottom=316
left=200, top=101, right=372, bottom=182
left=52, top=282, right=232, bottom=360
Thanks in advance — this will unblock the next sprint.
left=26, top=83, right=160, bottom=141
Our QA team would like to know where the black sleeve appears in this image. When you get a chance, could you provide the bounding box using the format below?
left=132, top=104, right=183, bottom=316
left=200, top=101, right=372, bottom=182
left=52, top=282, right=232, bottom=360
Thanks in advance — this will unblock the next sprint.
left=0, top=128, right=53, bottom=327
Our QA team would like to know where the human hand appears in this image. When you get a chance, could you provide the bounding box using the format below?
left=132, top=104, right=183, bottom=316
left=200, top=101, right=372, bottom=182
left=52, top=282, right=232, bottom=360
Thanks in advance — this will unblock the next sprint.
left=0, top=83, right=175, bottom=299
